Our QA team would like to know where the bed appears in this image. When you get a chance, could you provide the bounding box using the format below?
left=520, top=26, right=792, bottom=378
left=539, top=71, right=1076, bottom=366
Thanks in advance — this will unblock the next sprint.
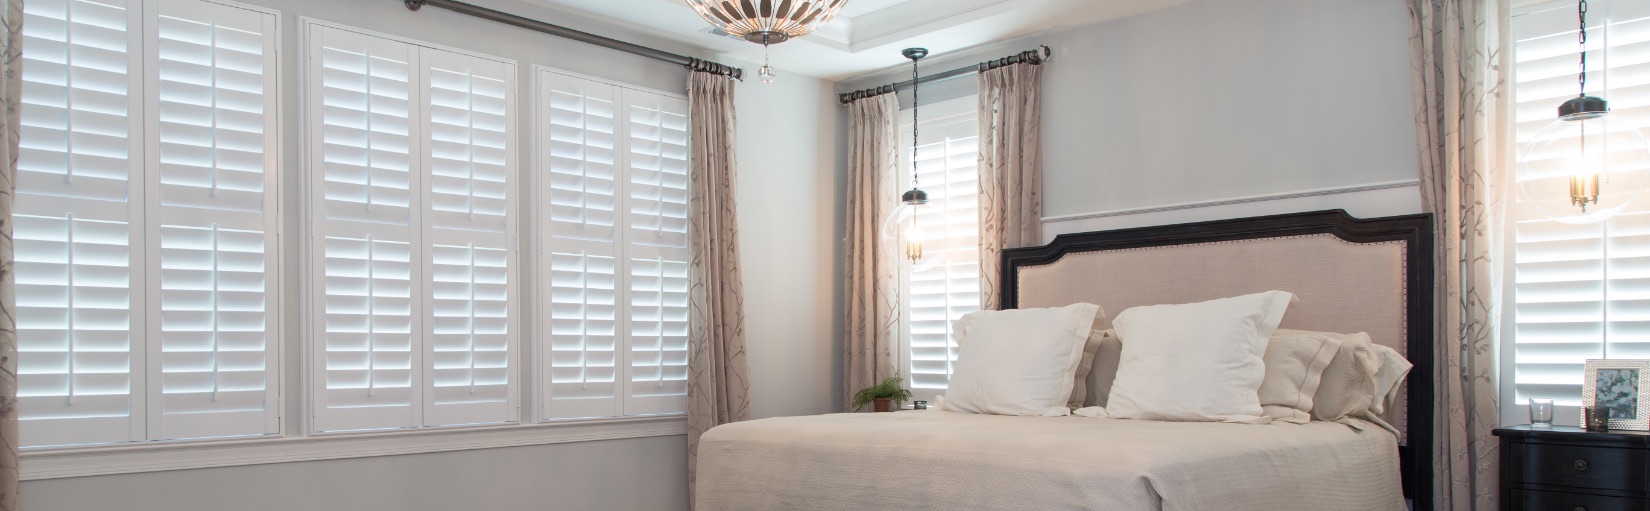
left=696, top=210, right=1435, bottom=511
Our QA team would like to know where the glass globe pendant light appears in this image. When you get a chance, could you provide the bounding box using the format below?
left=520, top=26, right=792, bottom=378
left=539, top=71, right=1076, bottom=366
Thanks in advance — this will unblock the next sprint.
left=1516, top=0, right=1650, bottom=224
left=881, top=48, right=944, bottom=272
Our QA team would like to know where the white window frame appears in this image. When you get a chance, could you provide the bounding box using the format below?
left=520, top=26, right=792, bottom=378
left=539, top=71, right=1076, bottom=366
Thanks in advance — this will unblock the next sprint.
left=894, top=95, right=982, bottom=398
left=530, top=66, right=692, bottom=422
left=15, top=0, right=286, bottom=450
left=18, top=11, right=693, bottom=481
left=1500, top=0, right=1650, bottom=427
left=299, top=18, right=522, bottom=435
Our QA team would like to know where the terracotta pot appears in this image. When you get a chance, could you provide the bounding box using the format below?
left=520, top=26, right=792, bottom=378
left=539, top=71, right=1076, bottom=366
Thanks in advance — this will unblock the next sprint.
left=873, top=397, right=893, bottom=412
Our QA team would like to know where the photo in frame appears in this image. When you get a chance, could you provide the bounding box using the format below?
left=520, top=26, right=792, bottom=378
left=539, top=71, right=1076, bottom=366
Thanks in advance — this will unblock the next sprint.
left=1581, top=359, right=1650, bottom=431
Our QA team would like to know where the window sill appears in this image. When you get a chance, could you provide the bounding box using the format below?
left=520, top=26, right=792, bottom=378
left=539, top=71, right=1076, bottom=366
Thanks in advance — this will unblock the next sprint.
left=20, top=415, right=687, bottom=480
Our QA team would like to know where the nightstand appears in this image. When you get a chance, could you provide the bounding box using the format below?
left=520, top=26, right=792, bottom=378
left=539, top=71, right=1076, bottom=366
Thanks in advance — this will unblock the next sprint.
left=1494, top=425, right=1650, bottom=511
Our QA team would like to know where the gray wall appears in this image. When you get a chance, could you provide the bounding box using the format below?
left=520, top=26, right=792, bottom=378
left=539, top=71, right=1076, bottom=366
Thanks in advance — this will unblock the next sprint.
left=20, top=0, right=841, bottom=509
left=839, top=0, right=1420, bottom=220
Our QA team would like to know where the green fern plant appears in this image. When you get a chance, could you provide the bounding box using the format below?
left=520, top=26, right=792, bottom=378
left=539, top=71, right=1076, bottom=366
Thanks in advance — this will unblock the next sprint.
left=851, top=376, right=914, bottom=411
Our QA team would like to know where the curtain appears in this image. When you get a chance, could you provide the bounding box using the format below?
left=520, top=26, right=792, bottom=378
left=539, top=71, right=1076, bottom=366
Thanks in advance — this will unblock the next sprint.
left=1408, top=0, right=1511, bottom=508
left=685, top=70, right=750, bottom=504
left=977, top=61, right=1044, bottom=311
left=843, top=92, right=902, bottom=409
left=0, top=0, right=21, bottom=507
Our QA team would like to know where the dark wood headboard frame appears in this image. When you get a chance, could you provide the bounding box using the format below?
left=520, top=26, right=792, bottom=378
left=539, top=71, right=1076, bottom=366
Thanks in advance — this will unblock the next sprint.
left=999, top=210, right=1435, bottom=511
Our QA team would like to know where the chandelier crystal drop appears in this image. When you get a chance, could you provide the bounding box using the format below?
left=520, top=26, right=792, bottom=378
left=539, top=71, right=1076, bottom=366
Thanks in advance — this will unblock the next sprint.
left=684, top=0, right=850, bottom=45
left=1515, top=0, right=1650, bottom=224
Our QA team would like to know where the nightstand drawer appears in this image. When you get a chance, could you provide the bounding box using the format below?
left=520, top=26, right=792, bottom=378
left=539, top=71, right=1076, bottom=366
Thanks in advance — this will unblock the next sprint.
left=1513, top=489, right=1649, bottom=511
left=1517, top=443, right=1647, bottom=492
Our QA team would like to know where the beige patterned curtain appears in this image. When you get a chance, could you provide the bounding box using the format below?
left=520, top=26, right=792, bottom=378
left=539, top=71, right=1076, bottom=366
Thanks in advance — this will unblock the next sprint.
left=843, top=92, right=901, bottom=409
left=0, top=0, right=21, bottom=507
left=1408, top=0, right=1510, bottom=508
left=685, top=70, right=750, bottom=503
left=977, top=61, right=1044, bottom=311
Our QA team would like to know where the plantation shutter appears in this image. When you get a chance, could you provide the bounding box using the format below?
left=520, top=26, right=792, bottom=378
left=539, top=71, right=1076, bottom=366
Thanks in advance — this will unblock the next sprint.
left=307, top=25, right=423, bottom=432
left=621, top=89, right=690, bottom=416
left=901, top=102, right=981, bottom=392
left=15, top=0, right=146, bottom=447
left=1511, top=1, right=1650, bottom=405
left=539, top=71, right=623, bottom=420
left=420, top=48, right=517, bottom=426
left=144, top=0, right=280, bottom=440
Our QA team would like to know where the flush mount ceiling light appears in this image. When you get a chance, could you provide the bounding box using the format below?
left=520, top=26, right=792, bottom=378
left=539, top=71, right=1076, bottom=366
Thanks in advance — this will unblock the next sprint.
left=1516, top=0, right=1650, bottom=224
left=684, top=0, right=849, bottom=83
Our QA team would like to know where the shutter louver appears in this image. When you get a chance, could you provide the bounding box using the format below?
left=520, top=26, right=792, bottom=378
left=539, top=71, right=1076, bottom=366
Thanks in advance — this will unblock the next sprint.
left=16, top=0, right=145, bottom=447
left=622, top=90, right=689, bottom=415
left=309, top=26, right=422, bottom=432
left=146, top=0, right=279, bottom=441
left=1513, top=1, right=1650, bottom=405
left=421, top=49, right=516, bottom=426
left=540, top=72, right=623, bottom=419
left=902, top=112, right=981, bottom=392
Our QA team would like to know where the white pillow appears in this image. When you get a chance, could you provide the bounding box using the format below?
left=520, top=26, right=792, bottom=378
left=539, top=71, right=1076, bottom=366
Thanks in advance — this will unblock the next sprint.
left=1368, top=342, right=1413, bottom=416
left=1103, top=291, right=1295, bottom=423
left=942, top=303, right=1102, bottom=416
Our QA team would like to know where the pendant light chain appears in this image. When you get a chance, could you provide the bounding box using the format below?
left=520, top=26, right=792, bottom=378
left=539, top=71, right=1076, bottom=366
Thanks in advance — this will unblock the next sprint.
left=910, top=55, right=920, bottom=190
left=1578, top=0, right=1588, bottom=98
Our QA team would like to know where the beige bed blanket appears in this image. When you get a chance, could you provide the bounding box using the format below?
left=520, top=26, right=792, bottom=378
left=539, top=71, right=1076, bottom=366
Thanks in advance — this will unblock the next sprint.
left=695, top=410, right=1404, bottom=511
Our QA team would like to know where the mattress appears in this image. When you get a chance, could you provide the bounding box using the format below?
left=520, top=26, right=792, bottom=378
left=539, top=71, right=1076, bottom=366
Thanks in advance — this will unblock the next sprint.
left=695, top=410, right=1405, bottom=511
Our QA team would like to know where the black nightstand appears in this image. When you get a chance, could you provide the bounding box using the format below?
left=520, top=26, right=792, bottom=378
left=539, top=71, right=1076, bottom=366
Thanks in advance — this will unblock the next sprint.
left=1494, top=425, right=1650, bottom=511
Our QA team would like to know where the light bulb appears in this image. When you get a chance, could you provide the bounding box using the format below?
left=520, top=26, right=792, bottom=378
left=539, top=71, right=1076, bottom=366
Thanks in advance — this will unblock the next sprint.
left=1517, top=112, right=1650, bottom=224
left=882, top=202, right=943, bottom=272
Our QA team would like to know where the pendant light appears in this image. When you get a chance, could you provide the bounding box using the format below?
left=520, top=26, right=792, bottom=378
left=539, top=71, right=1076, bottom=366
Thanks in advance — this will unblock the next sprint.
left=1516, top=0, right=1650, bottom=224
left=881, top=48, right=942, bottom=271
left=684, top=0, right=851, bottom=84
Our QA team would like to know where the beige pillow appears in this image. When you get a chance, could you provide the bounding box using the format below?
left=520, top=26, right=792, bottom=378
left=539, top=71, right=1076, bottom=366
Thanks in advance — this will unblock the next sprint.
left=1368, top=343, right=1413, bottom=416
left=1279, top=329, right=1382, bottom=423
left=1258, top=332, right=1343, bottom=423
left=1067, top=329, right=1104, bottom=409
left=1082, top=330, right=1122, bottom=408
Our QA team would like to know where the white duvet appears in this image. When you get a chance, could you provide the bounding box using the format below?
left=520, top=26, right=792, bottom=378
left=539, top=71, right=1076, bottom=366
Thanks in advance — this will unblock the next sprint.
left=695, top=410, right=1404, bottom=511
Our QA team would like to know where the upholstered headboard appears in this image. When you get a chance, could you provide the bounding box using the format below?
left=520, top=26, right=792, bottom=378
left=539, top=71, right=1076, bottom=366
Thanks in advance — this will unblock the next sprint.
left=1000, top=210, right=1434, bottom=511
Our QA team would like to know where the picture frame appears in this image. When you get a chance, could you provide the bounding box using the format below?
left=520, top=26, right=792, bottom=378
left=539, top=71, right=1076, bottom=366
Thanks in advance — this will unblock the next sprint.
left=1582, top=359, right=1650, bottom=431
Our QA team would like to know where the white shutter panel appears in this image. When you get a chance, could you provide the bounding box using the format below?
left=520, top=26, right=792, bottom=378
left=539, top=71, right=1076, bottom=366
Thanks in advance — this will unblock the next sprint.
left=307, top=25, right=422, bottom=432
left=622, top=89, right=689, bottom=415
left=16, top=0, right=146, bottom=447
left=1512, top=1, right=1650, bottom=404
left=901, top=107, right=981, bottom=392
left=539, top=71, right=623, bottom=420
left=144, top=0, right=279, bottom=441
left=420, top=48, right=517, bottom=426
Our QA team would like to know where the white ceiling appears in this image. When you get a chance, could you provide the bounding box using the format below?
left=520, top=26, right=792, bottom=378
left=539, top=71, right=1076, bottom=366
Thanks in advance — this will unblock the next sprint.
left=523, top=0, right=1195, bottom=81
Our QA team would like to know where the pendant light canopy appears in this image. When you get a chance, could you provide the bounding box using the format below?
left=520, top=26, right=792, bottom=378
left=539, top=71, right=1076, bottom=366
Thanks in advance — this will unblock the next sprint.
left=1516, top=0, right=1650, bottom=224
left=881, top=48, right=942, bottom=271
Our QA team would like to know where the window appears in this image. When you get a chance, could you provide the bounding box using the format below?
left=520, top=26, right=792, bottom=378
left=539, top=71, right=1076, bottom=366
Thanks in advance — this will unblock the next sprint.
left=899, top=96, right=982, bottom=394
left=15, top=0, right=281, bottom=447
left=535, top=69, right=690, bottom=420
left=1510, top=0, right=1650, bottom=406
left=303, top=23, right=518, bottom=432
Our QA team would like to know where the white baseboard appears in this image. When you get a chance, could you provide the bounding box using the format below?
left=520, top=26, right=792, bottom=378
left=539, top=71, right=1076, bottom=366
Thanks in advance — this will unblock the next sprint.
left=1041, top=180, right=1424, bottom=242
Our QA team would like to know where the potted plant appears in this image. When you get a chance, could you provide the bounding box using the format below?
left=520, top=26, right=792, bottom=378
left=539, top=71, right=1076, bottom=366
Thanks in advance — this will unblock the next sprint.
left=852, top=376, right=914, bottom=412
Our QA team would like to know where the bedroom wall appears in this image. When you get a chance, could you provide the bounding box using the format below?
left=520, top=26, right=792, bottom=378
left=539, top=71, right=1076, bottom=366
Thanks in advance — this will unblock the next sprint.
left=836, top=0, right=1424, bottom=238
left=19, top=0, right=839, bottom=509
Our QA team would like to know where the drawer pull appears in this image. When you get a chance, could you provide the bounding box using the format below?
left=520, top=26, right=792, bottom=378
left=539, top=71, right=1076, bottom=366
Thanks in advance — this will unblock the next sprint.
left=1573, top=459, right=1589, bottom=471
left=1574, top=507, right=1585, bottom=511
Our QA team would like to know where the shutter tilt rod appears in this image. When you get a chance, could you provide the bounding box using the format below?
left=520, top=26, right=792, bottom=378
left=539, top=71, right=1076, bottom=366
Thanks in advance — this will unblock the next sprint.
left=404, top=0, right=743, bottom=80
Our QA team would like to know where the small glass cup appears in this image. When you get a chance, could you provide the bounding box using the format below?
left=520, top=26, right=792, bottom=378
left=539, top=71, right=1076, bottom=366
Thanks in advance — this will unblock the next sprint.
left=1529, top=398, right=1555, bottom=428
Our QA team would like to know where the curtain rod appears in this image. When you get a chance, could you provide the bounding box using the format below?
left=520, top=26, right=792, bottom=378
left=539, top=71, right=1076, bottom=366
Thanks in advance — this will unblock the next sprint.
left=404, top=0, right=744, bottom=80
left=838, top=45, right=1051, bottom=104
